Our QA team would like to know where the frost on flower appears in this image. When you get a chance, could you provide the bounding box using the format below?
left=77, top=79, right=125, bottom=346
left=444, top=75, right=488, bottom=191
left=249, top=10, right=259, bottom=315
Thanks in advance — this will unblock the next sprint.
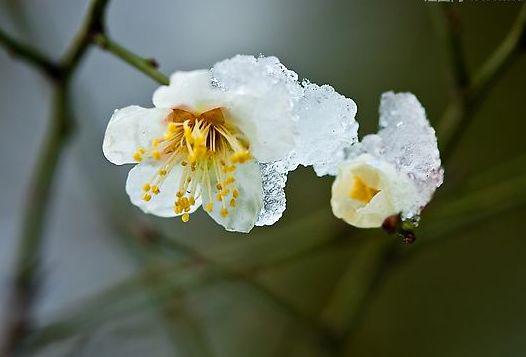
left=331, top=92, right=443, bottom=228
left=103, top=55, right=359, bottom=232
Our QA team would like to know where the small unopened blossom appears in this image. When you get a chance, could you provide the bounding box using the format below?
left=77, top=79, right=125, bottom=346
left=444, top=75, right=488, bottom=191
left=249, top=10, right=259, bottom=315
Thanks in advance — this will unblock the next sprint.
left=103, top=55, right=358, bottom=232
left=331, top=92, right=444, bottom=228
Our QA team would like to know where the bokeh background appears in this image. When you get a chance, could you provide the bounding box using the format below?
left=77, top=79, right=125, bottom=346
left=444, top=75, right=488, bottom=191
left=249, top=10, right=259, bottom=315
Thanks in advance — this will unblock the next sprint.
left=1, top=0, right=525, bottom=356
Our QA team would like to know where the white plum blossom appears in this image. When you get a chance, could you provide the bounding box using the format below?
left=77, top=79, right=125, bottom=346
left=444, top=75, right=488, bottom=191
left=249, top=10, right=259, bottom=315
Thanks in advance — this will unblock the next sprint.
left=331, top=92, right=444, bottom=228
left=103, top=55, right=358, bottom=233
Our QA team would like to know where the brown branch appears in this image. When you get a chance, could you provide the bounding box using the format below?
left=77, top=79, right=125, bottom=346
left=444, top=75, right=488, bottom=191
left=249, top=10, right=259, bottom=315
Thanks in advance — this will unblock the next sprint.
left=0, top=26, right=60, bottom=80
left=0, top=0, right=111, bottom=355
left=0, top=82, right=71, bottom=357
left=439, top=2, right=526, bottom=161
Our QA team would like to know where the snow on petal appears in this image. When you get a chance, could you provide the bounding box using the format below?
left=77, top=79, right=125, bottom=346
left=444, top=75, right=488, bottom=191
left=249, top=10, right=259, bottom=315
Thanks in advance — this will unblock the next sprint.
left=103, top=106, right=172, bottom=165
left=255, top=161, right=289, bottom=226
left=126, top=161, right=202, bottom=218
left=333, top=91, right=443, bottom=227
left=288, top=82, right=359, bottom=176
left=211, top=55, right=302, bottom=163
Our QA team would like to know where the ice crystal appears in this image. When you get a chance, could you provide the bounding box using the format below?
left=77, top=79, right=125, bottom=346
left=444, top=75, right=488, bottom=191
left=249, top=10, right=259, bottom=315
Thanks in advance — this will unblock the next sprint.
left=349, top=92, right=443, bottom=218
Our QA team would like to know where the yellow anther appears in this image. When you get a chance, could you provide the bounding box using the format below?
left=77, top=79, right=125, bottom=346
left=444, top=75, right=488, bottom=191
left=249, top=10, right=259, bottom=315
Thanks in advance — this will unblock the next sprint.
left=142, top=193, right=152, bottom=202
left=151, top=185, right=160, bottom=194
left=158, top=169, right=167, bottom=176
left=181, top=213, right=190, bottom=222
left=205, top=203, right=214, bottom=212
left=216, top=193, right=222, bottom=201
left=152, top=138, right=160, bottom=148
left=225, top=165, right=236, bottom=173
left=142, top=183, right=151, bottom=192
left=184, top=206, right=191, bottom=212
left=220, top=208, right=229, bottom=217
left=181, top=161, right=187, bottom=167
left=221, top=189, right=230, bottom=196
left=224, top=176, right=235, bottom=185
left=189, top=197, right=195, bottom=205
left=174, top=205, right=183, bottom=214
left=229, top=198, right=236, bottom=207
left=176, top=191, right=183, bottom=198
left=133, top=151, right=143, bottom=162
left=233, top=189, right=239, bottom=198
left=216, top=183, right=223, bottom=190
left=152, top=151, right=161, bottom=160
left=231, top=150, right=251, bottom=164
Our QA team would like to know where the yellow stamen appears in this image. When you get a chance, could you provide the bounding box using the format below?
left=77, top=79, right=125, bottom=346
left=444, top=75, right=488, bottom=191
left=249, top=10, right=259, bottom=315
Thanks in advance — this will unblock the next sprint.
left=349, top=176, right=380, bottom=204
left=134, top=107, right=251, bottom=225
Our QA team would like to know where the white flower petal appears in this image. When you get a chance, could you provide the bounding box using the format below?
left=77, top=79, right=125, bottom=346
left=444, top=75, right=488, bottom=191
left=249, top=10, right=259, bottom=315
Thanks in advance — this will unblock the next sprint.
left=103, top=106, right=171, bottom=165
left=331, top=155, right=416, bottom=228
left=203, top=160, right=263, bottom=233
left=212, top=55, right=302, bottom=163
left=152, top=70, right=225, bottom=111
left=345, top=92, right=443, bottom=219
left=126, top=162, right=202, bottom=217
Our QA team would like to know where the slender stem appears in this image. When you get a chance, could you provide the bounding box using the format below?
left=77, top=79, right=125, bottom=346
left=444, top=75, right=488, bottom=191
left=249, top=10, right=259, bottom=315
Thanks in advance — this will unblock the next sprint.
left=439, top=3, right=526, bottom=161
left=60, top=0, right=110, bottom=75
left=0, top=0, right=112, bottom=354
left=93, top=34, right=169, bottom=85
left=0, top=25, right=60, bottom=79
left=441, top=5, right=470, bottom=90
left=0, top=83, right=71, bottom=356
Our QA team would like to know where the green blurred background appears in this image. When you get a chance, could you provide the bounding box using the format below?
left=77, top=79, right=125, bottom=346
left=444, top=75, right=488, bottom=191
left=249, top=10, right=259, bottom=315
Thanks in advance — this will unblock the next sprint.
left=0, top=0, right=525, bottom=356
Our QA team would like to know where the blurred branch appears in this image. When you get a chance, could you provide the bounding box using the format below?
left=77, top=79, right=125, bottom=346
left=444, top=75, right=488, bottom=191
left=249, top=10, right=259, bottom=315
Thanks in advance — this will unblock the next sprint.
left=21, top=263, right=210, bottom=354
left=0, top=82, right=71, bottom=356
left=439, top=3, right=526, bottom=161
left=0, top=25, right=60, bottom=79
left=127, top=223, right=339, bottom=346
left=0, top=0, right=112, bottom=355
left=60, top=0, right=110, bottom=75
left=329, top=171, right=526, bottom=353
left=93, top=34, right=169, bottom=85
left=441, top=6, right=469, bottom=91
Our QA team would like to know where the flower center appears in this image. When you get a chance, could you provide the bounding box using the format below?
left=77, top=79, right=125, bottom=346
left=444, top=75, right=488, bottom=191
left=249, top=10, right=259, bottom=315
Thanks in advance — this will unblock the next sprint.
left=348, top=176, right=380, bottom=204
left=133, top=107, right=251, bottom=222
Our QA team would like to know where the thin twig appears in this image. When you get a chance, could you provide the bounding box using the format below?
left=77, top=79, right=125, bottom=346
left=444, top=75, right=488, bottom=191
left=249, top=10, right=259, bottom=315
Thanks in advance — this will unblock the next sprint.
left=60, top=0, right=110, bottom=75
left=0, top=82, right=71, bottom=356
left=439, top=3, right=526, bottom=161
left=0, top=0, right=112, bottom=354
left=0, top=26, right=60, bottom=79
left=93, top=34, right=169, bottom=85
